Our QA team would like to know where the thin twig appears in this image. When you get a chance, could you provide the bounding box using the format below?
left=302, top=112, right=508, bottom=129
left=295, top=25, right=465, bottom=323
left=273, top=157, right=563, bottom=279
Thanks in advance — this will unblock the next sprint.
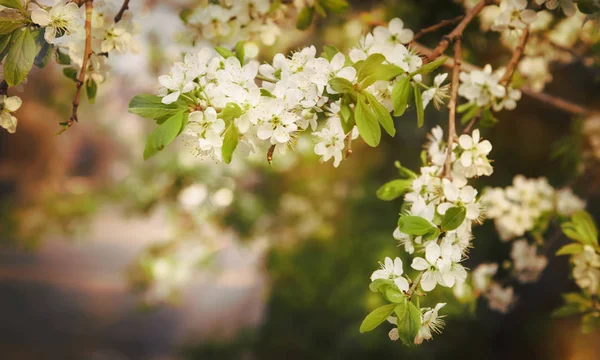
left=500, top=28, right=529, bottom=85
left=425, top=0, right=490, bottom=62
left=114, top=0, right=130, bottom=23
left=267, top=144, right=276, bottom=165
left=413, top=42, right=591, bottom=117
left=442, top=37, right=462, bottom=179
left=462, top=110, right=481, bottom=134
left=68, top=0, right=94, bottom=127
left=410, top=16, right=464, bottom=44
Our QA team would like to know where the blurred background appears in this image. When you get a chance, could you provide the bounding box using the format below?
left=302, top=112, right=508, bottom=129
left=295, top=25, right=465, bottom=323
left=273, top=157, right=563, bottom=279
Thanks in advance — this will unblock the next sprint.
left=1, top=0, right=600, bottom=359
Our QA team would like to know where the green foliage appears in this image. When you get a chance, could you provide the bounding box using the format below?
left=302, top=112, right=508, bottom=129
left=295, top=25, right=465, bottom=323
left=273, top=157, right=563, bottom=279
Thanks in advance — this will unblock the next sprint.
left=235, top=41, right=245, bottom=63
left=321, top=44, right=341, bottom=61
left=56, top=48, right=71, bottom=65
left=359, top=303, right=396, bottom=333
left=394, top=161, right=418, bottom=179
left=0, top=0, right=25, bottom=11
left=143, top=111, right=189, bottom=160
left=328, top=77, right=355, bottom=94
left=561, top=210, right=599, bottom=247
left=555, top=243, right=584, bottom=256
left=128, top=94, right=188, bottom=121
left=376, top=179, right=413, bottom=201
left=218, top=102, right=243, bottom=122
left=215, top=46, right=234, bottom=59
left=479, top=107, right=498, bottom=127
left=0, top=16, right=26, bottom=35
left=410, top=56, right=448, bottom=76
left=398, top=216, right=436, bottom=236
left=222, top=123, right=239, bottom=164
left=296, top=0, right=349, bottom=30
left=413, top=84, right=424, bottom=128
left=63, top=67, right=78, bottom=82
left=296, top=6, right=315, bottom=30
left=355, top=53, right=386, bottom=84
left=354, top=95, right=381, bottom=147
left=459, top=103, right=479, bottom=125
left=4, top=27, right=37, bottom=86
left=394, top=301, right=422, bottom=346
left=364, top=92, right=395, bottom=137
left=392, top=77, right=411, bottom=117
left=86, top=79, right=98, bottom=104
left=441, top=207, right=466, bottom=231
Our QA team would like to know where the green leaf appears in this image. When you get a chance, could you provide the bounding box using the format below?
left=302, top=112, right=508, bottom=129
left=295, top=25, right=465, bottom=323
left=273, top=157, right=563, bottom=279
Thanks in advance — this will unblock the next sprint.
left=322, top=44, right=340, bottom=61
left=480, top=107, right=498, bottom=127
left=0, top=0, right=25, bottom=11
left=235, top=40, right=245, bottom=64
left=356, top=53, right=385, bottom=83
left=385, top=287, right=406, bottom=303
left=296, top=6, right=315, bottom=30
left=359, top=304, right=396, bottom=333
left=328, top=77, right=355, bottom=94
left=460, top=105, right=480, bottom=124
left=365, top=92, right=395, bottom=137
left=4, top=27, right=37, bottom=86
left=376, top=179, right=412, bottom=201
left=441, top=206, right=466, bottom=231
left=340, top=101, right=355, bottom=134
left=556, top=243, right=584, bottom=256
left=63, top=67, right=78, bottom=82
left=413, top=84, right=424, bottom=127
left=354, top=96, right=381, bottom=147
left=128, top=94, right=188, bottom=120
left=319, top=0, right=349, bottom=12
left=395, top=301, right=422, bottom=345
left=218, top=102, right=243, bottom=122
left=143, top=111, right=188, bottom=160
left=423, top=227, right=441, bottom=241
left=0, top=17, right=25, bottom=35
left=369, top=278, right=393, bottom=293
left=221, top=123, right=239, bottom=164
left=56, top=48, right=71, bottom=65
left=457, top=102, right=474, bottom=113
left=260, top=88, right=276, bottom=98
left=179, top=8, right=193, bottom=23
left=582, top=312, right=600, bottom=334
left=410, top=57, right=448, bottom=76
left=215, top=46, right=234, bottom=59
left=394, top=161, right=418, bottom=179
left=86, top=79, right=98, bottom=104
left=34, top=40, right=53, bottom=68
left=0, top=34, right=11, bottom=61
left=398, top=215, right=436, bottom=236
left=573, top=211, right=598, bottom=244
left=551, top=304, right=583, bottom=318
left=392, top=77, right=411, bottom=117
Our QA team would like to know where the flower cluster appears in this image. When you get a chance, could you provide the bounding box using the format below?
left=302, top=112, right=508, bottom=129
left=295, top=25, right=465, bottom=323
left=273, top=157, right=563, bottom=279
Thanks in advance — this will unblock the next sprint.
left=572, top=245, right=600, bottom=294
left=458, top=64, right=521, bottom=111
left=491, top=0, right=537, bottom=35
left=510, top=238, right=548, bottom=283
left=143, top=17, right=449, bottom=166
left=365, top=126, right=494, bottom=344
left=482, top=175, right=586, bottom=241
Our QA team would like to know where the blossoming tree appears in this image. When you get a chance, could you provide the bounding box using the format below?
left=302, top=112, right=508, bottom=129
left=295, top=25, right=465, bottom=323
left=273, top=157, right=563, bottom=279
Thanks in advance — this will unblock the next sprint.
left=1, top=0, right=600, bottom=348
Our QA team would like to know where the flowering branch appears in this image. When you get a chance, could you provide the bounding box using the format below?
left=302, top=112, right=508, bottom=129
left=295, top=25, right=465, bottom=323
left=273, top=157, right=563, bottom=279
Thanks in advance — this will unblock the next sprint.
left=500, top=28, right=529, bottom=86
left=114, top=0, right=130, bottom=24
left=425, top=0, right=490, bottom=62
left=413, top=42, right=591, bottom=117
left=410, top=16, right=464, bottom=44
left=68, top=0, right=94, bottom=127
left=441, top=37, right=462, bottom=179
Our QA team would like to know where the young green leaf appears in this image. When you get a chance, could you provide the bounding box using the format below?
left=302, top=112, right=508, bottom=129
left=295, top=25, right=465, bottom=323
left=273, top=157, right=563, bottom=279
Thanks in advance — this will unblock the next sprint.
left=235, top=40, right=245, bottom=64
left=395, top=301, right=422, bottom=345
left=86, top=79, right=98, bottom=104
left=413, top=84, right=425, bottom=127
left=398, top=215, right=436, bottom=236
left=460, top=105, right=480, bottom=124
left=369, top=278, right=393, bottom=293
left=143, top=111, right=187, bottom=160
left=340, top=101, right=355, bottom=134
left=128, top=94, right=188, bottom=120
left=221, top=123, right=239, bottom=164
left=63, top=67, right=78, bottom=82
left=322, top=44, right=341, bottom=61
left=480, top=107, right=498, bottom=127
left=556, top=243, right=584, bottom=256
left=441, top=206, right=466, bottom=231
left=319, top=0, right=349, bottom=12
left=328, top=77, right=355, bottom=94
left=376, top=179, right=412, bottom=201
left=296, top=6, right=315, bottom=30
left=0, top=0, right=25, bottom=11
left=354, top=96, right=381, bottom=147
left=392, top=77, right=411, bottom=117
left=34, top=40, right=53, bottom=68
left=365, top=92, right=395, bottom=137
left=410, top=56, right=448, bottom=76
left=0, top=18, right=26, bottom=35
left=359, top=304, right=396, bottom=333
left=56, top=48, right=71, bottom=65
left=385, top=287, right=406, bottom=303
left=4, top=27, right=37, bottom=86
left=356, top=53, right=385, bottom=83
left=215, top=46, right=234, bottom=59
left=218, top=102, right=243, bottom=122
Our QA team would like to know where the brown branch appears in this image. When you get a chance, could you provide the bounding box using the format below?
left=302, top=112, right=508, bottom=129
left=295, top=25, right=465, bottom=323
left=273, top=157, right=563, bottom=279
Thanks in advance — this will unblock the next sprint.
left=114, top=0, right=130, bottom=23
left=425, top=0, right=490, bottom=62
left=410, top=16, right=464, bottom=44
left=413, top=42, right=591, bottom=117
left=441, top=38, right=462, bottom=179
left=68, top=0, right=94, bottom=127
left=463, top=110, right=481, bottom=134
left=267, top=144, right=276, bottom=165
left=500, top=28, right=529, bottom=85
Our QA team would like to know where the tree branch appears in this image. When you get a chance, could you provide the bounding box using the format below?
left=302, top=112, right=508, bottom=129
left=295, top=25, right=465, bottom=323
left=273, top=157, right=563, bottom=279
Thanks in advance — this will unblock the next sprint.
left=68, top=0, right=94, bottom=127
left=114, top=0, right=130, bottom=23
left=413, top=42, right=591, bottom=117
left=410, top=16, right=464, bottom=44
left=500, top=28, right=529, bottom=85
left=425, top=0, right=490, bottom=62
left=442, top=37, right=462, bottom=179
